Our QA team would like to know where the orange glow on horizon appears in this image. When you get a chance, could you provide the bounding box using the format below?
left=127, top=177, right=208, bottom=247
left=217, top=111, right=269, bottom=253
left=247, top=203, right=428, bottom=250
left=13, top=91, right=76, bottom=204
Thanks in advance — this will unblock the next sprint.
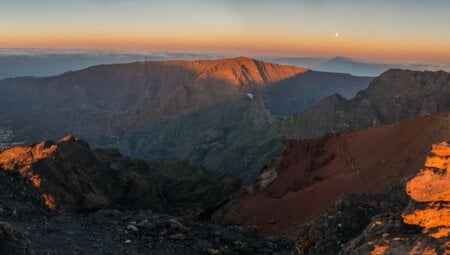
left=2, top=32, right=449, bottom=63
left=1, top=1, right=449, bottom=63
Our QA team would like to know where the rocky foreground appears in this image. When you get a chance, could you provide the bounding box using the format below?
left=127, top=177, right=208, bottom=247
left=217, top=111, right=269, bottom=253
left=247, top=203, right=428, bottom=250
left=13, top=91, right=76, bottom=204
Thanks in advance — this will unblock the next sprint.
left=0, top=206, right=293, bottom=254
left=0, top=136, right=294, bottom=254
left=295, top=142, right=450, bottom=254
left=1, top=136, right=449, bottom=254
left=217, top=112, right=450, bottom=238
left=229, top=137, right=450, bottom=255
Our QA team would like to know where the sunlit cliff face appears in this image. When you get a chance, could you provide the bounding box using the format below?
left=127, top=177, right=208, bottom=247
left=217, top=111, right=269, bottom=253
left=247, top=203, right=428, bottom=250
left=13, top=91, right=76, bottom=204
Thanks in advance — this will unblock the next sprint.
left=0, top=141, right=58, bottom=209
left=403, top=141, right=450, bottom=239
left=164, top=57, right=308, bottom=86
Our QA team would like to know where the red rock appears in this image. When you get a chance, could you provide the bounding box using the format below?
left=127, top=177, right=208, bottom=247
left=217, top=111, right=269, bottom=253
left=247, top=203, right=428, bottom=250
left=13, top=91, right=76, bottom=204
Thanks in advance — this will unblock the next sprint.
left=216, top=112, right=450, bottom=237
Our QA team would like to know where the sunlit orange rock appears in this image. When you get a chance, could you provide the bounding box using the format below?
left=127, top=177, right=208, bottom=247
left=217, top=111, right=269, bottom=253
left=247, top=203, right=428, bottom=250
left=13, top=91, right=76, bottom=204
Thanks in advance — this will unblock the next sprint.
left=166, top=57, right=308, bottom=86
left=408, top=243, right=439, bottom=255
left=403, top=204, right=450, bottom=229
left=0, top=140, right=57, bottom=169
left=424, top=155, right=449, bottom=170
left=428, top=227, right=450, bottom=239
left=431, top=142, right=450, bottom=157
left=371, top=245, right=389, bottom=255
left=402, top=141, right=450, bottom=239
left=0, top=136, right=115, bottom=212
left=406, top=169, right=450, bottom=202
left=42, top=194, right=57, bottom=209
left=0, top=140, right=60, bottom=209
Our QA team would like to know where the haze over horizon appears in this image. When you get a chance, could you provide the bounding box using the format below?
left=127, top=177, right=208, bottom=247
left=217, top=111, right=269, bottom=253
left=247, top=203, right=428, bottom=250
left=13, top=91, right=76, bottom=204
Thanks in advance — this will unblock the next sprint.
left=1, top=0, right=449, bottom=63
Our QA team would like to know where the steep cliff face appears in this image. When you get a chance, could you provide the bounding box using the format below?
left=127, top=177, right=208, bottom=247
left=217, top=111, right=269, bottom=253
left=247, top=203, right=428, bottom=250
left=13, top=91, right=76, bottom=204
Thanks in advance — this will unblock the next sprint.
left=0, top=135, right=241, bottom=214
left=164, top=57, right=307, bottom=86
left=216, top=112, right=450, bottom=237
left=286, top=69, right=450, bottom=138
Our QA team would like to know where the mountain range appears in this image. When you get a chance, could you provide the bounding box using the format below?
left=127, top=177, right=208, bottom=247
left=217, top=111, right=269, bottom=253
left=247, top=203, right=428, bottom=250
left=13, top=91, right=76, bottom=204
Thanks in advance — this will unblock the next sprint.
left=262, top=56, right=450, bottom=77
left=0, top=49, right=226, bottom=78
left=1, top=58, right=449, bottom=181
left=1, top=57, right=449, bottom=181
left=1, top=49, right=448, bottom=78
left=285, top=69, right=450, bottom=138
left=0, top=57, right=371, bottom=179
left=1, top=56, right=450, bottom=254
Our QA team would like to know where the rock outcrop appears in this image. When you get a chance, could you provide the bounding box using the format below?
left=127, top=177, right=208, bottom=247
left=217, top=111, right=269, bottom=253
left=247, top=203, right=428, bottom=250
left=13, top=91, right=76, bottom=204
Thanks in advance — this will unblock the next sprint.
left=402, top=141, right=450, bottom=239
left=296, top=186, right=408, bottom=254
left=339, top=213, right=448, bottom=255
left=338, top=142, right=450, bottom=254
left=0, top=135, right=241, bottom=214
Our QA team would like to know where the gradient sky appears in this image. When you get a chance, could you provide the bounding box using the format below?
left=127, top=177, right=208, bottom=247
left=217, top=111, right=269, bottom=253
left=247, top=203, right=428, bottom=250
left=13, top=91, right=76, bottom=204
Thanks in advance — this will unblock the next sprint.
left=1, top=0, right=449, bottom=62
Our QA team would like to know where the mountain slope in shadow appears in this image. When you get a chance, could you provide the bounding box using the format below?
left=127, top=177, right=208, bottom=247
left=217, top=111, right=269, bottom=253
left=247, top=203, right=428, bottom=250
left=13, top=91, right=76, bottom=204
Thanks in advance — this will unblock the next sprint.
left=0, top=57, right=370, bottom=179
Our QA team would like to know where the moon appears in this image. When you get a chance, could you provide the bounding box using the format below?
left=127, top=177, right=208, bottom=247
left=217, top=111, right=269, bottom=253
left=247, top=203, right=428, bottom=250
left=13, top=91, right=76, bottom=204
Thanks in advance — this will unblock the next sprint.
left=334, top=32, right=340, bottom=37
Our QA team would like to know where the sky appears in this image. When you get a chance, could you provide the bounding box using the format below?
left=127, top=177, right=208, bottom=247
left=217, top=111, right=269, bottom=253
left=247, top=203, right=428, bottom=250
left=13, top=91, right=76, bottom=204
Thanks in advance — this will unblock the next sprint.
left=1, top=0, right=449, bottom=62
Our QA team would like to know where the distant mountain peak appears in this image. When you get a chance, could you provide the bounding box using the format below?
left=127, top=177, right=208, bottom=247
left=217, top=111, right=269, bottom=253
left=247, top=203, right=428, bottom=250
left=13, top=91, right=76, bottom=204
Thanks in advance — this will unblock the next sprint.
left=329, top=56, right=354, bottom=62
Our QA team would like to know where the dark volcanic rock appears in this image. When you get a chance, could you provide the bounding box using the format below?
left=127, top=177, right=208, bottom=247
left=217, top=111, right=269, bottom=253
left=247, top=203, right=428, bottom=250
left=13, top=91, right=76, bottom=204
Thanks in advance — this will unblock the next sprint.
left=0, top=202, right=295, bottom=255
left=0, top=138, right=294, bottom=255
left=0, top=135, right=241, bottom=215
left=296, top=186, right=408, bottom=254
left=0, top=222, right=32, bottom=255
left=339, top=212, right=449, bottom=255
